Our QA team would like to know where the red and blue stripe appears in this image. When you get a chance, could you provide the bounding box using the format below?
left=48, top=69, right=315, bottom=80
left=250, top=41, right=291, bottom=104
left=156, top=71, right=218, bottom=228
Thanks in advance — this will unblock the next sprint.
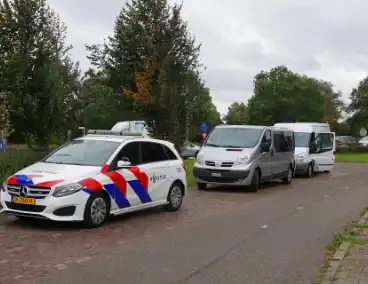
left=80, top=167, right=152, bottom=208
left=7, top=175, right=64, bottom=187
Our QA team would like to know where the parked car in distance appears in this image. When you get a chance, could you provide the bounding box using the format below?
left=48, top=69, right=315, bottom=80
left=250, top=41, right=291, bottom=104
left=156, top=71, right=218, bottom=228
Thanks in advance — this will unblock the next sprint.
left=359, top=136, right=368, bottom=147
left=335, top=136, right=359, bottom=147
left=181, top=141, right=200, bottom=159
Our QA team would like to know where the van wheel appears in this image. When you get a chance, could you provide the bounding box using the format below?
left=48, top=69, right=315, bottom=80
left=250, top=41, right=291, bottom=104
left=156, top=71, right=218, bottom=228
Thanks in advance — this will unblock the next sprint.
left=282, top=167, right=293, bottom=184
left=306, top=162, right=313, bottom=178
left=197, top=183, right=207, bottom=190
left=249, top=169, right=260, bottom=192
left=83, top=192, right=109, bottom=228
left=164, top=182, right=184, bottom=212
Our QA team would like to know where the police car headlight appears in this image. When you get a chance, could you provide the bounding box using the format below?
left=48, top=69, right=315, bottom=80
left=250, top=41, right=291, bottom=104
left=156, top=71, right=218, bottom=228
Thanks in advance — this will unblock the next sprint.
left=196, top=152, right=204, bottom=165
left=235, top=155, right=250, bottom=165
left=53, top=183, right=83, bottom=198
left=296, top=153, right=305, bottom=161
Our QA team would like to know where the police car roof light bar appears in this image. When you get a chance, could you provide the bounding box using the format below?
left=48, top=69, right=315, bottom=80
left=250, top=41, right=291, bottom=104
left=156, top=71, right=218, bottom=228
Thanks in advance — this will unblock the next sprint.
left=87, top=129, right=144, bottom=136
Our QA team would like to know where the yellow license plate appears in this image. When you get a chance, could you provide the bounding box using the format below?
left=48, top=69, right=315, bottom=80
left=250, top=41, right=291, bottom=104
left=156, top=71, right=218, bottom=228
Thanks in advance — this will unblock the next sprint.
left=12, top=196, right=36, bottom=205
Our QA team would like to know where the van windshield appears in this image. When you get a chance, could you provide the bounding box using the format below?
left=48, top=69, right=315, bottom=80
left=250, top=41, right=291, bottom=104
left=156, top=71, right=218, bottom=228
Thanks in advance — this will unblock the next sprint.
left=294, top=132, right=311, bottom=147
left=204, top=127, right=263, bottom=148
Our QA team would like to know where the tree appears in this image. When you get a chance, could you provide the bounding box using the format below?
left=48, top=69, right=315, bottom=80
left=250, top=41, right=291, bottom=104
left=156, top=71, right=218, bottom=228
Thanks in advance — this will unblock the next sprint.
left=0, top=0, right=80, bottom=149
left=224, top=102, right=247, bottom=125
left=247, top=66, right=341, bottom=125
left=86, top=0, right=202, bottom=149
left=0, top=92, right=12, bottom=140
left=79, top=69, right=144, bottom=130
left=188, top=86, right=221, bottom=141
left=347, top=76, right=368, bottom=134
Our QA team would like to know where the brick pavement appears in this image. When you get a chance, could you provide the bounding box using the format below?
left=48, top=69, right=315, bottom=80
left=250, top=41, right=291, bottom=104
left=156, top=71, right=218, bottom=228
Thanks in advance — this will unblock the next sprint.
left=322, top=214, right=368, bottom=284
left=331, top=244, right=368, bottom=284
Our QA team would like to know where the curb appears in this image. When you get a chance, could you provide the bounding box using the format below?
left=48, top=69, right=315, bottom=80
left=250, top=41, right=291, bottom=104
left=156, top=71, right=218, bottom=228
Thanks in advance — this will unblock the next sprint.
left=320, top=212, right=368, bottom=284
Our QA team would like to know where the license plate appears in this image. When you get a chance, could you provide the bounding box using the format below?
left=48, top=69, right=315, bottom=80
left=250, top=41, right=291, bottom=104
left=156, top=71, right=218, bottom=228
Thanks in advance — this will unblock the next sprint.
left=12, top=196, right=36, bottom=205
left=211, top=172, right=222, bottom=177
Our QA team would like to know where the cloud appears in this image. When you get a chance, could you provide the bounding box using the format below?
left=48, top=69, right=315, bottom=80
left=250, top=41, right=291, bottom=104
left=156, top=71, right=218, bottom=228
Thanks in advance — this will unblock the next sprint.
left=48, top=0, right=368, bottom=114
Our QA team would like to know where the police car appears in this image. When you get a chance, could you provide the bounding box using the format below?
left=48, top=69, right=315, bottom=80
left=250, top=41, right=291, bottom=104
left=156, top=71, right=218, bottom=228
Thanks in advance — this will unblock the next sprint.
left=0, top=130, right=187, bottom=227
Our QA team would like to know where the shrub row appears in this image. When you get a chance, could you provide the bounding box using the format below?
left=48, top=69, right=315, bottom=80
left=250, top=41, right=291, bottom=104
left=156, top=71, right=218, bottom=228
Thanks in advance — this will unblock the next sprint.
left=0, top=148, right=50, bottom=183
left=335, top=145, right=368, bottom=153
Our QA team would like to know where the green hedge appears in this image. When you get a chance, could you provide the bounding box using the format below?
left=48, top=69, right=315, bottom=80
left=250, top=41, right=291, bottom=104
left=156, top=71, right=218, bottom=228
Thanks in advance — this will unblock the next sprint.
left=335, top=145, right=368, bottom=153
left=0, top=148, right=50, bottom=184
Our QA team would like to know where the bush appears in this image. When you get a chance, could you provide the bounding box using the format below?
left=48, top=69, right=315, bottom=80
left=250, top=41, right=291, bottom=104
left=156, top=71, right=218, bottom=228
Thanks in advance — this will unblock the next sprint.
left=335, top=144, right=368, bottom=153
left=0, top=147, right=50, bottom=183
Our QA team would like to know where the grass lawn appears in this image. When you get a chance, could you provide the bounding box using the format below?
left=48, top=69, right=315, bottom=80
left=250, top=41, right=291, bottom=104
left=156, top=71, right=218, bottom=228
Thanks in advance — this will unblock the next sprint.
left=335, top=153, right=368, bottom=163
left=184, top=159, right=195, bottom=186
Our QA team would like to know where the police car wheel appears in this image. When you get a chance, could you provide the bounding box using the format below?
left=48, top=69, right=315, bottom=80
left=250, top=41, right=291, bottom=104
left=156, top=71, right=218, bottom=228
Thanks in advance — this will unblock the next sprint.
left=164, top=182, right=184, bottom=212
left=83, top=192, right=108, bottom=228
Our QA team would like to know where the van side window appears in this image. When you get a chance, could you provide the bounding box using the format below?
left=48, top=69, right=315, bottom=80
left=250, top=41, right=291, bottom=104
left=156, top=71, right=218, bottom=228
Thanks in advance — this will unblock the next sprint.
left=273, top=132, right=283, bottom=152
left=314, top=133, right=334, bottom=153
left=283, top=132, right=295, bottom=152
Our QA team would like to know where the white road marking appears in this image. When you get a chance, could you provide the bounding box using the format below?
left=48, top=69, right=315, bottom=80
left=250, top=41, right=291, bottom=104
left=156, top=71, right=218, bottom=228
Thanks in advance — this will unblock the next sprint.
left=297, top=206, right=304, bottom=210
left=260, top=224, right=268, bottom=229
left=324, top=194, right=330, bottom=198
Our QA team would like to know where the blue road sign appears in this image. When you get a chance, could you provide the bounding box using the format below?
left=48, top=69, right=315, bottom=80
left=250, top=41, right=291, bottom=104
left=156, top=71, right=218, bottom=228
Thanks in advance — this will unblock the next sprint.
left=0, top=139, right=4, bottom=153
left=200, top=122, right=208, bottom=132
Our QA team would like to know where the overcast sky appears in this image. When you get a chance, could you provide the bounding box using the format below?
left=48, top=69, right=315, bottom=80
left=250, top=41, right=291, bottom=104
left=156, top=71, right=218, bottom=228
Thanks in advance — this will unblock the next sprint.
left=48, top=0, right=368, bottom=116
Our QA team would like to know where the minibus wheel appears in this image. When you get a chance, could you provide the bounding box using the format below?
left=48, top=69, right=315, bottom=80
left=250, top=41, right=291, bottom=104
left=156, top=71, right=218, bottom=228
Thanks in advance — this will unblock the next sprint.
left=282, top=167, right=293, bottom=184
left=249, top=168, right=260, bottom=192
left=306, top=162, right=313, bottom=178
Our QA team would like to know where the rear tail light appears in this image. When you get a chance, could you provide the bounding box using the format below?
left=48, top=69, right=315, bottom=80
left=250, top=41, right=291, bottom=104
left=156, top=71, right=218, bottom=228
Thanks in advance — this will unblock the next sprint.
left=337, top=140, right=343, bottom=145
left=182, top=162, right=187, bottom=171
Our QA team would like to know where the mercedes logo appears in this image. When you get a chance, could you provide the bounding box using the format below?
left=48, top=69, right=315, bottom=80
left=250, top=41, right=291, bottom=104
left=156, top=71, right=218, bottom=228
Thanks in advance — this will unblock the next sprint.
left=20, top=186, right=28, bottom=197
left=215, top=162, right=221, bottom=167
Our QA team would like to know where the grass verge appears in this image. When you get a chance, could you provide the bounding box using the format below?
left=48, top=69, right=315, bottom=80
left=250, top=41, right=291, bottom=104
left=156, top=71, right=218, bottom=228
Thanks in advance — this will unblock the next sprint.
left=335, top=153, right=368, bottom=163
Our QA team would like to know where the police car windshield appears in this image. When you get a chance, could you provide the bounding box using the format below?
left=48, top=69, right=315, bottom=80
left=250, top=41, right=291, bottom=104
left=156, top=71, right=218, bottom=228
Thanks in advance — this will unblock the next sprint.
left=294, top=132, right=311, bottom=147
left=43, top=139, right=120, bottom=166
left=205, top=127, right=263, bottom=148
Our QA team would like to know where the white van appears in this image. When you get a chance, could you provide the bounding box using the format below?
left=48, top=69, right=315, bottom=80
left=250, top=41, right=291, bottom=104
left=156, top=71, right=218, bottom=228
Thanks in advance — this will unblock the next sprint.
left=273, top=122, right=335, bottom=177
left=193, top=125, right=295, bottom=192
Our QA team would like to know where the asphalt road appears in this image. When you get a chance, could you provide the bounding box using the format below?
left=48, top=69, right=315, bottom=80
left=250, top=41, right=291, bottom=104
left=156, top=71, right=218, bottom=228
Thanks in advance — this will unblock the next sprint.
left=1, top=163, right=368, bottom=284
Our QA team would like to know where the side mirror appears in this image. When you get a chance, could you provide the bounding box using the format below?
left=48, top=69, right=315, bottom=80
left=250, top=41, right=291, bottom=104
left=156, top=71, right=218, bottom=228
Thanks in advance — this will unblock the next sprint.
left=117, top=159, right=131, bottom=169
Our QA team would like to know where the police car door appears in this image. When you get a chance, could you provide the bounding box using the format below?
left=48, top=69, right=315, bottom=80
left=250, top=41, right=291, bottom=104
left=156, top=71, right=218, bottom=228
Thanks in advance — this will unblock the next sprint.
left=139, top=141, right=171, bottom=203
left=109, top=141, right=142, bottom=209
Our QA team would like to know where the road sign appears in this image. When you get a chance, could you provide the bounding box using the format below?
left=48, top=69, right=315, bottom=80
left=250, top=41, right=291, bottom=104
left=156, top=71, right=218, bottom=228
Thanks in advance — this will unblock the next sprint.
left=0, top=139, right=4, bottom=153
left=360, top=127, right=367, bottom=137
left=200, top=122, right=208, bottom=132
left=200, top=132, right=208, bottom=140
